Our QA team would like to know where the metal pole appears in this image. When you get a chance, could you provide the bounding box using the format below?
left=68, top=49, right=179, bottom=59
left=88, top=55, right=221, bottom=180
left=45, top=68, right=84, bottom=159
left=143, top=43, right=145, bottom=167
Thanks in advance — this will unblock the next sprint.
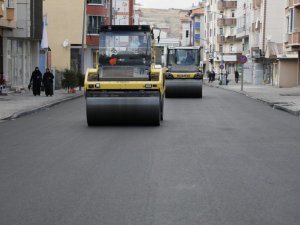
left=81, top=0, right=87, bottom=75
left=220, top=14, right=225, bottom=85
left=241, top=64, right=244, bottom=91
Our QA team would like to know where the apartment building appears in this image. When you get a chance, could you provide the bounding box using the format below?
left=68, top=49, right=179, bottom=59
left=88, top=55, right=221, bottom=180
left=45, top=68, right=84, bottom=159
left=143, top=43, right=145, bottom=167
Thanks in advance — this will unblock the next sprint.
left=282, top=0, right=300, bottom=87
left=180, top=10, right=192, bottom=46
left=205, top=0, right=239, bottom=79
left=190, top=4, right=205, bottom=47
left=43, top=0, right=84, bottom=72
left=1, top=0, right=43, bottom=89
left=236, top=0, right=251, bottom=82
left=86, top=0, right=110, bottom=70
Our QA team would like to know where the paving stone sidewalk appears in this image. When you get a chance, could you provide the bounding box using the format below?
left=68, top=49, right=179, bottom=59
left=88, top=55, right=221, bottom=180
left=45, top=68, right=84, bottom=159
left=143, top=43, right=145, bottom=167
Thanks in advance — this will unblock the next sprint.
left=0, top=89, right=84, bottom=121
left=205, top=79, right=300, bottom=117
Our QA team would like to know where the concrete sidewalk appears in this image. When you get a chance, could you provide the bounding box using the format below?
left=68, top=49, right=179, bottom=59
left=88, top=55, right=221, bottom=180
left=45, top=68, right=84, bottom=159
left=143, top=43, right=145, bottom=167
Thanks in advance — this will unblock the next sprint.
left=205, top=79, right=300, bottom=117
left=0, top=89, right=84, bottom=121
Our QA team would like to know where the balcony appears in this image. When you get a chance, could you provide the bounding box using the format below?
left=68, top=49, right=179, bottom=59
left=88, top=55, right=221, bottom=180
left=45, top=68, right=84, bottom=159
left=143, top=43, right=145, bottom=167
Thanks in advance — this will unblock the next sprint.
left=217, top=18, right=236, bottom=26
left=288, top=0, right=300, bottom=8
left=288, top=32, right=300, bottom=46
left=217, top=1, right=237, bottom=10
left=217, top=35, right=238, bottom=43
left=6, top=8, right=15, bottom=21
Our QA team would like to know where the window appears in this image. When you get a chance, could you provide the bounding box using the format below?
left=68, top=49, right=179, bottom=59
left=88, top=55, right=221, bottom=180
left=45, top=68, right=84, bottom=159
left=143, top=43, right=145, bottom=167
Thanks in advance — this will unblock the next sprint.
left=92, top=49, right=98, bottom=68
left=289, top=9, right=294, bottom=33
left=87, top=0, right=106, bottom=4
left=230, top=44, right=234, bottom=52
left=7, top=0, right=14, bottom=8
left=219, top=27, right=223, bottom=35
left=219, top=44, right=223, bottom=53
left=231, top=10, right=235, bottom=18
left=87, top=16, right=104, bottom=34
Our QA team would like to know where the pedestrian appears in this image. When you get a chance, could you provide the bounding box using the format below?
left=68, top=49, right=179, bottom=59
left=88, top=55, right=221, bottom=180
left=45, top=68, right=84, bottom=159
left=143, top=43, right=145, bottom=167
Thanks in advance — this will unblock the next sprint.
left=225, top=70, right=229, bottom=85
left=235, top=70, right=239, bottom=83
left=212, top=70, right=216, bottom=82
left=43, top=68, right=54, bottom=96
left=207, top=71, right=212, bottom=83
left=29, top=67, right=42, bottom=96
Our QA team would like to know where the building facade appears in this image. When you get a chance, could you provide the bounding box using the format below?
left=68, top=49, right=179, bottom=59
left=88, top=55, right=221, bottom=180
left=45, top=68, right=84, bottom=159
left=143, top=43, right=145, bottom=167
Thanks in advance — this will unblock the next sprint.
left=43, top=0, right=84, bottom=72
left=205, top=0, right=239, bottom=79
left=1, top=0, right=43, bottom=90
left=85, top=0, right=110, bottom=70
left=282, top=0, right=300, bottom=87
left=112, top=0, right=134, bottom=25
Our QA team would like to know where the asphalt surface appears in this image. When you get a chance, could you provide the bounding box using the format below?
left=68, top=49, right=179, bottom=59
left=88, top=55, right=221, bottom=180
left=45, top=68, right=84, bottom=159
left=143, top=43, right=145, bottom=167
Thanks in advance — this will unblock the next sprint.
left=0, top=86, right=300, bottom=225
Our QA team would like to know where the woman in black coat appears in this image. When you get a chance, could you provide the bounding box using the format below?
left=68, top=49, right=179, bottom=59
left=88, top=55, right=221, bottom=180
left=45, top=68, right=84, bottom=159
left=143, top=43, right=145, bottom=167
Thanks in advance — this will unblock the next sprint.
left=43, top=68, right=54, bottom=96
left=29, top=67, right=42, bottom=96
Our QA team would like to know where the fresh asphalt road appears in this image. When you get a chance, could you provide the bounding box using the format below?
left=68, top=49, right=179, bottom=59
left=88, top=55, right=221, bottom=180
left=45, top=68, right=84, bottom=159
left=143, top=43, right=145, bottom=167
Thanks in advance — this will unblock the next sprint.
left=1, top=86, right=300, bottom=225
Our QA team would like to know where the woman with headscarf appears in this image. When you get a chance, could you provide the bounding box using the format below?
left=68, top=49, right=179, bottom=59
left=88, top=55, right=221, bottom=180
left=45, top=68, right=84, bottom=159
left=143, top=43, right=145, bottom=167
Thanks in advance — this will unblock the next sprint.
left=43, top=68, right=54, bottom=96
left=29, top=67, right=42, bottom=96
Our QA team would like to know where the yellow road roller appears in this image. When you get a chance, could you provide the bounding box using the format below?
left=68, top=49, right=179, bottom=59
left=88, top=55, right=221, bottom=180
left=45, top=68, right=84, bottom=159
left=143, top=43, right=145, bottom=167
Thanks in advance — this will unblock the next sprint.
left=84, top=25, right=165, bottom=126
left=164, top=46, right=203, bottom=98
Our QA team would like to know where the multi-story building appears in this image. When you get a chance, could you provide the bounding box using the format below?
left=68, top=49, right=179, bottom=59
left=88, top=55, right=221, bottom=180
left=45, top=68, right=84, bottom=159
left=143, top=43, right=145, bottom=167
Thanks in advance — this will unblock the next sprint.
left=85, top=0, right=110, bottom=70
left=282, top=0, right=300, bottom=87
left=44, top=0, right=84, bottom=72
left=205, top=0, right=239, bottom=78
left=1, top=0, right=43, bottom=89
left=236, top=0, right=251, bottom=82
left=190, top=3, right=205, bottom=47
left=44, top=0, right=111, bottom=74
left=180, top=10, right=192, bottom=46
left=249, top=0, right=294, bottom=87
left=112, top=0, right=134, bottom=25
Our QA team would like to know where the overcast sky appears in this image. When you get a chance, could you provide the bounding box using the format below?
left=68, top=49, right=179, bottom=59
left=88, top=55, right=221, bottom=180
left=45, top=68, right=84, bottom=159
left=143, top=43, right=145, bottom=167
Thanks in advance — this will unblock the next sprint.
left=136, top=0, right=201, bottom=9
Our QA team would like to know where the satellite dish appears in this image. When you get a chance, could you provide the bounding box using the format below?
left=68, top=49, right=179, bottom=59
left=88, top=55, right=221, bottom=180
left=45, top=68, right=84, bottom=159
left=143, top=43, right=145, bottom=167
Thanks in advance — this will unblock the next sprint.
left=62, top=39, right=69, bottom=48
left=266, top=35, right=272, bottom=41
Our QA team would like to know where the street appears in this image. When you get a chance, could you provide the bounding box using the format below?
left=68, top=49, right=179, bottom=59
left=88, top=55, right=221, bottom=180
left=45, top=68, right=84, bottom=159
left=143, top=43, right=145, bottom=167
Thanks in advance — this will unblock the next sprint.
left=0, top=86, right=300, bottom=225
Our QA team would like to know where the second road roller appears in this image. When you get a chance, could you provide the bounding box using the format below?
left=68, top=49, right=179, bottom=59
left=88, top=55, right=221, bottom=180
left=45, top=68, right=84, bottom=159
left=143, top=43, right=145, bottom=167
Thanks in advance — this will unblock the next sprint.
left=164, top=46, right=203, bottom=98
left=84, top=25, right=165, bottom=126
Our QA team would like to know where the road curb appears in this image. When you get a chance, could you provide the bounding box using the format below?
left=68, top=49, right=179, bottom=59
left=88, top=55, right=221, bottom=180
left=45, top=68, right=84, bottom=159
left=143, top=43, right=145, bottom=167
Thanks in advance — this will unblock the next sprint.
left=205, top=83, right=300, bottom=118
left=1, top=93, right=84, bottom=121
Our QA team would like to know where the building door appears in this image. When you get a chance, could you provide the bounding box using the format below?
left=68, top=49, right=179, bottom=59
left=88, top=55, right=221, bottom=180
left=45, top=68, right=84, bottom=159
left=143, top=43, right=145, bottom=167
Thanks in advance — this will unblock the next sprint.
left=70, top=48, right=81, bottom=72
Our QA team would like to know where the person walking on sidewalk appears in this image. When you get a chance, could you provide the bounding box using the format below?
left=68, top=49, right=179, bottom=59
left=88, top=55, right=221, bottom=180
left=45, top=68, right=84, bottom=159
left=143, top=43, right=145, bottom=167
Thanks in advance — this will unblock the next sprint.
left=212, top=70, right=216, bottom=82
left=43, top=68, right=54, bottom=96
left=235, top=70, right=239, bottom=84
left=29, top=67, right=42, bottom=96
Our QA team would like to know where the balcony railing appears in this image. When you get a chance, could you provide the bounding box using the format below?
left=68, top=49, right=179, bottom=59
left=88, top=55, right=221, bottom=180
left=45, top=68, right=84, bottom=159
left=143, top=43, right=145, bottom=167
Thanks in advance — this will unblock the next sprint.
left=288, top=32, right=300, bottom=46
left=217, top=18, right=236, bottom=26
left=217, top=35, right=238, bottom=43
left=217, top=1, right=237, bottom=10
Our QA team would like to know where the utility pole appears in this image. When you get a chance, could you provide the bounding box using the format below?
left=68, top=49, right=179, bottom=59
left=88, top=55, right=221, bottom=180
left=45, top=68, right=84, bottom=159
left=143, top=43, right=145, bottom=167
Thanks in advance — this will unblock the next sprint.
left=81, top=0, right=87, bottom=75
